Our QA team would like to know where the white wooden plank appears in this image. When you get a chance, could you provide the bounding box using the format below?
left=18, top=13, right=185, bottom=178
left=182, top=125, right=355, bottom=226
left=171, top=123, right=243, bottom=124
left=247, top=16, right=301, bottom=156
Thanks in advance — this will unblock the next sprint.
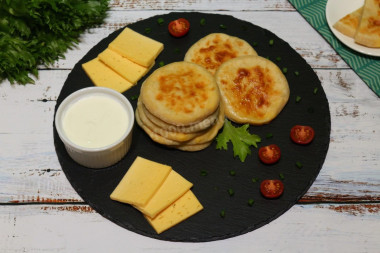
left=0, top=203, right=379, bottom=252
left=109, top=0, right=295, bottom=11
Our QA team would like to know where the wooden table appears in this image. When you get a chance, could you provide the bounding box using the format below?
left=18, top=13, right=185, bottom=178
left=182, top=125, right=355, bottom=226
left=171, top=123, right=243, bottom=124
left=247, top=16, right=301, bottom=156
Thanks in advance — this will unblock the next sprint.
left=1, top=1, right=379, bottom=252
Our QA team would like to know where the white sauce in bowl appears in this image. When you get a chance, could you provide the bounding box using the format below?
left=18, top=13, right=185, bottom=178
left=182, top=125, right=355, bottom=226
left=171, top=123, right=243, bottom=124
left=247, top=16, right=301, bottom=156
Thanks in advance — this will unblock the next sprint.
left=62, top=95, right=129, bottom=149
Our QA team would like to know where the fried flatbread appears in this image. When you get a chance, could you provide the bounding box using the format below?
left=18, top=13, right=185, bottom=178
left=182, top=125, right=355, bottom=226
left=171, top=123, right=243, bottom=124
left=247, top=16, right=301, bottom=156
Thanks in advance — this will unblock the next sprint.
left=354, top=0, right=380, bottom=48
left=136, top=100, right=205, bottom=142
left=215, top=55, right=289, bottom=125
left=333, top=7, right=364, bottom=38
left=136, top=104, right=224, bottom=147
left=141, top=100, right=219, bottom=133
left=184, top=33, right=257, bottom=75
left=140, top=61, right=220, bottom=126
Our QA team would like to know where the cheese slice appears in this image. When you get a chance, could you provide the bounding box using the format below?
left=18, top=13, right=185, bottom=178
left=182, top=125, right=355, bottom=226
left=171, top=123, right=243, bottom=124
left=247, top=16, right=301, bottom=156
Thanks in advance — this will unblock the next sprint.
left=108, top=27, right=164, bottom=67
left=135, top=170, right=193, bottom=219
left=82, top=58, right=133, bottom=93
left=98, top=48, right=151, bottom=84
left=145, top=190, right=203, bottom=234
left=110, top=156, right=172, bottom=206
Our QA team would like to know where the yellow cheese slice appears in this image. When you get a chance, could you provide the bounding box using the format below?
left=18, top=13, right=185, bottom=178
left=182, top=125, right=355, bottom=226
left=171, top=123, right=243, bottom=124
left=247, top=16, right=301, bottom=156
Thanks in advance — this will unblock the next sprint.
left=82, top=58, right=133, bottom=93
left=145, top=190, right=203, bottom=234
left=108, top=27, right=164, bottom=67
left=135, top=170, right=193, bottom=219
left=98, top=48, right=151, bottom=84
left=110, top=156, right=172, bottom=206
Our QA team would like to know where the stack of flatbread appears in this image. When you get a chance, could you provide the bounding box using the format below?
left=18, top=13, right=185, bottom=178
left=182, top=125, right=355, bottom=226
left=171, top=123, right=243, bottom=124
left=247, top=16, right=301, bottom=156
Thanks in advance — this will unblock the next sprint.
left=136, top=61, right=224, bottom=151
left=333, top=0, right=380, bottom=48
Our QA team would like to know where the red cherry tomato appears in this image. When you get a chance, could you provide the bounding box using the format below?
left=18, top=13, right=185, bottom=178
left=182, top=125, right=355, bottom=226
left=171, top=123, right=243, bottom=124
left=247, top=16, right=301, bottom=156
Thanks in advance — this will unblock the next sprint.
left=260, top=180, right=284, bottom=199
left=290, top=125, right=315, bottom=145
left=258, top=144, right=281, bottom=164
left=168, top=18, right=190, bottom=37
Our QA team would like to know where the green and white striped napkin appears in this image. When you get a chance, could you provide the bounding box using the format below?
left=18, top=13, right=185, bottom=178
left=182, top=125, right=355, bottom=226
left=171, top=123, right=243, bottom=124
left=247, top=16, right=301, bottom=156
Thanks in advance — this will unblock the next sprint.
left=288, top=0, right=380, bottom=97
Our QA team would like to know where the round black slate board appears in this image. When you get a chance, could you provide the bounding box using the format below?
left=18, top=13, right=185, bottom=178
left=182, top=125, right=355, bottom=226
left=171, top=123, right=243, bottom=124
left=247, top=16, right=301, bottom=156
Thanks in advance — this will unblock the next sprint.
left=53, top=12, right=330, bottom=242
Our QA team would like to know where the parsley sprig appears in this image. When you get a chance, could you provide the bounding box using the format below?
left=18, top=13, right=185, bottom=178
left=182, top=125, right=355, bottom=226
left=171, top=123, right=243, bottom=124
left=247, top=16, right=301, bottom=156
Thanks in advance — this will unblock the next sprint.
left=216, top=119, right=261, bottom=162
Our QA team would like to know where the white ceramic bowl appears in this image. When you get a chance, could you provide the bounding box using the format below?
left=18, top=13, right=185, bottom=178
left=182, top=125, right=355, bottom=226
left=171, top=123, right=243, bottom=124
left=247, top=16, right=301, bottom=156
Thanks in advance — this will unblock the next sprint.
left=55, top=87, right=134, bottom=168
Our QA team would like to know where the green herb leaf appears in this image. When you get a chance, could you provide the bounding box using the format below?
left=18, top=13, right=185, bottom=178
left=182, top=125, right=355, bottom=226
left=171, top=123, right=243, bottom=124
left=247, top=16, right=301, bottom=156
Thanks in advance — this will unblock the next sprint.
left=220, top=210, right=226, bottom=218
left=295, top=161, right=303, bottom=169
left=248, top=199, right=255, bottom=206
left=0, top=0, right=109, bottom=85
left=227, top=188, right=235, bottom=196
left=157, top=18, right=164, bottom=25
left=229, top=170, right=236, bottom=176
left=313, top=87, right=318, bottom=94
left=216, top=119, right=261, bottom=162
left=296, top=95, right=302, bottom=103
left=269, top=39, right=274, bottom=46
left=220, top=24, right=227, bottom=29
left=200, top=18, right=206, bottom=26
left=200, top=170, right=208, bottom=176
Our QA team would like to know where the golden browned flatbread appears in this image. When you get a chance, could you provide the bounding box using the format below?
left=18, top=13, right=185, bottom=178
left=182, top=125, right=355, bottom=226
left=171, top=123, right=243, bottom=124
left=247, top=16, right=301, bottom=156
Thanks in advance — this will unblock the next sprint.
left=333, top=7, right=364, bottom=38
left=140, top=61, right=220, bottom=126
left=136, top=100, right=205, bottom=142
left=141, top=99, right=219, bottom=133
left=215, top=55, right=289, bottom=125
left=354, top=0, right=380, bottom=48
left=136, top=103, right=224, bottom=148
left=184, top=33, right=257, bottom=75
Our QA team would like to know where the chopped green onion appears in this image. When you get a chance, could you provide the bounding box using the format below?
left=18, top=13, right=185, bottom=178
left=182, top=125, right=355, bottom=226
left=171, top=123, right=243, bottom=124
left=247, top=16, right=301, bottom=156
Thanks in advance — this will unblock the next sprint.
left=295, top=95, right=302, bottom=103
left=130, top=95, right=139, bottom=100
left=276, top=56, right=282, bottom=62
left=200, top=18, right=206, bottom=26
left=269, top=39, right=274, bottom=46
left=252, top=177, right=259, bottom=183
left=282, top=67, right=288, bottom=74
left=174, top=48, right=180, bottom=54
left=248, top=199, right=255, bottom=206
left=220, top=24, right=227, bottom=29
left=159, top=61, right=165, bottom=67
left=200, top=170, right=208, bottom=176
left=252, top=42, right=258, bottom=47
left=157, top=18, right=164, bottom=25
left=296, top=161, right=303, bottom=169
left=294, top=71, right=300, bottom=76
left=227, top=188, right=235, bottom=196
left=220, top=210, right=226, bottom=218
left=229, top=170, right=236, bottom=176
left=266, top=133, right=273, bottom=139
left=313, top=87, right=318, bottom=94
left=144, top=27, right=152, bottom=34
left=279, top=173, right=285, bottom=180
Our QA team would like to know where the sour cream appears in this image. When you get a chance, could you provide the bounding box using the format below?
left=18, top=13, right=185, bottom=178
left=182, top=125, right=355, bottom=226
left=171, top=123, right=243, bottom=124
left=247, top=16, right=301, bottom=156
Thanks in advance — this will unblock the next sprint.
left=62, top=95, right=129, bottom=149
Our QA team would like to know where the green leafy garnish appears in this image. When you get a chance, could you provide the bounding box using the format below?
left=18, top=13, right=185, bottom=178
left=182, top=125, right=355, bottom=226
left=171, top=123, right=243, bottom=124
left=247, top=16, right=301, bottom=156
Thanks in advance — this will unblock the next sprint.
left=200, top=170, right=208, bottom=176
left=227, top=188, right=235, bottom=196
left=144, top=27, right=152, bottom=34
left=219, top=24, right=227, bottom=29
left=216, top=119, right=261, bottom=162
left=248, top=199, right=255, bottom=206
left=0, top=0, right=109, bottom=85
left=269, top=39, right=274, bottom=46
left=296, top=95, right=302, bottom=103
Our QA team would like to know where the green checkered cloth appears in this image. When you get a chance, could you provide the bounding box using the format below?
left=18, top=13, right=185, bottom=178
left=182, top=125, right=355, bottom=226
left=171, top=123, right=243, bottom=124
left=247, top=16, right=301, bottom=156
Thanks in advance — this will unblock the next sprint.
left=288, top=0, right=380, bottom=97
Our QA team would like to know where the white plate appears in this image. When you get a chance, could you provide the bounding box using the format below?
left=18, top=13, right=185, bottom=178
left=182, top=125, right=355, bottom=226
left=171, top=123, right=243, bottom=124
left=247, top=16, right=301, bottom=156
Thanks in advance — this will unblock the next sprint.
left=326, top=0, right=380, bottom=57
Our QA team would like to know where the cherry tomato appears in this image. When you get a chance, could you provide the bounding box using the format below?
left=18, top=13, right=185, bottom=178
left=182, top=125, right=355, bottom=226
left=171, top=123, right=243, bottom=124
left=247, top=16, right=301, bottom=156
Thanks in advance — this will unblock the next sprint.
left=258, top=144, right=281, bottom=164
left=290, top=125, right=315, bottom=145
left=260, top=180, right=284, bottom=199
left=168, top=18, right=190, bottom=37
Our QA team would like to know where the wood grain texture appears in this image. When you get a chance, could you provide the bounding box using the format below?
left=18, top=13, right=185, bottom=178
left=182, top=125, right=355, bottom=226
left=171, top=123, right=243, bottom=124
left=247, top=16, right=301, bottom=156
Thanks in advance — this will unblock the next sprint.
left=0, top=0, right=379, bottom=251
left=1, top=203, right=379, bottom=252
